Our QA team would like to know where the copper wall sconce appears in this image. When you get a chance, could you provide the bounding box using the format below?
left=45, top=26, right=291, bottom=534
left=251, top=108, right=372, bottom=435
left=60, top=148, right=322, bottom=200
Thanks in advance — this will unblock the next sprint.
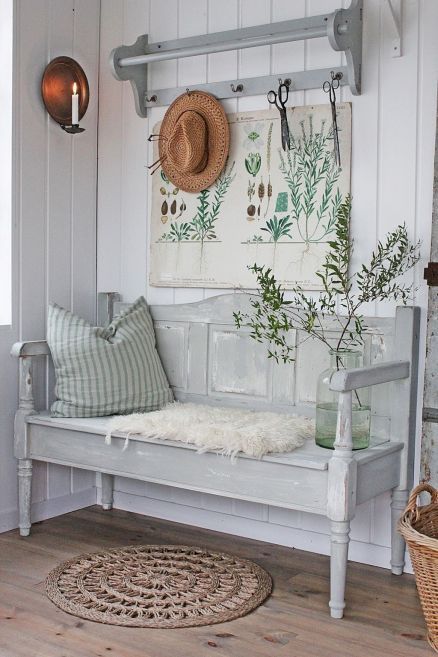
left=41, top=56, right=89, bottom=134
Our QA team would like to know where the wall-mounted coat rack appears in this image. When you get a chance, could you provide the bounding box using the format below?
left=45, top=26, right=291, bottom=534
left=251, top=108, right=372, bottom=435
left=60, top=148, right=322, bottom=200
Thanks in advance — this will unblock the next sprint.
left=110, top=0, right=363, bottom=118
left=384, top=0, right=402, bottom=57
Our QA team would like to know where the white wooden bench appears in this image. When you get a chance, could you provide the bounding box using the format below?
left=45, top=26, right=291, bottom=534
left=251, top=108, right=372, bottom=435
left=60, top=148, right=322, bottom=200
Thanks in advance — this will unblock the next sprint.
left=11, top=293, right=420, bottom=619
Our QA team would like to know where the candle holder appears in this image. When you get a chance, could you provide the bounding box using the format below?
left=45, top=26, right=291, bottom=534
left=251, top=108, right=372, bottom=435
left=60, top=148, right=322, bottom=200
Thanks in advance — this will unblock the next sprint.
left=60, top=124, right=86, bottom=134
left=41, top=56, right=89, bottom=134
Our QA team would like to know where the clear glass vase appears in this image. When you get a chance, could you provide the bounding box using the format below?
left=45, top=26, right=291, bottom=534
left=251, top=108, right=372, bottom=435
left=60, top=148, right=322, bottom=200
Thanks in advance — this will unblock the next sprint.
left=315, top=349, right=371, bottom=450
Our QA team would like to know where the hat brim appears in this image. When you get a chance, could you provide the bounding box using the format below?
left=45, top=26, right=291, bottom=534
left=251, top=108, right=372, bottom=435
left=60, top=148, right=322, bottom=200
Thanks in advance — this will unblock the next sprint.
left=159, top=91, right=230, bottom=194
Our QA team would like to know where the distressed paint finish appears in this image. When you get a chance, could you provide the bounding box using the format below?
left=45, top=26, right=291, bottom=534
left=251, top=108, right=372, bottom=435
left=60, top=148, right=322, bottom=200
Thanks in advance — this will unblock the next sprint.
left=422, top=104, right=438, bottom=485
left=13, top=356, right=36, bottom=536
left=13, top=358, right=35, bottom=460
left=11, top=293, right=420, bottom=618
left=17, top=459, right=32, bottom=537
left=111, top=295, right=404, bottom=424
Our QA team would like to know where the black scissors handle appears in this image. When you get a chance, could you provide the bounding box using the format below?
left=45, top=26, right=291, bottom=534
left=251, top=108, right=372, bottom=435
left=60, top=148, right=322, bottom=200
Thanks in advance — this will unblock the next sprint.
left=267, top=82, right=291, bottom=151
left=323, top=71, right=341, bottom=102
left=323, top=71, right=342, bottom=166
left=323, top=80, right=336, bottom=104
left=267, top=82, right=289, bottom=111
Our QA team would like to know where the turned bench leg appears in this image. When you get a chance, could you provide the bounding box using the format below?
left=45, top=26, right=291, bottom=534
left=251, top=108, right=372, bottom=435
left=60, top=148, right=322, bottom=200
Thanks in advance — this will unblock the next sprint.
left=327, top=390, right=356, bottom=619
left=391, top=488, right=408, bottom=575
left=329, top=519, right=351, bottom=619
left=18, top=458, right=32, bottom=537
left=101, top=473, right=114, bottom=510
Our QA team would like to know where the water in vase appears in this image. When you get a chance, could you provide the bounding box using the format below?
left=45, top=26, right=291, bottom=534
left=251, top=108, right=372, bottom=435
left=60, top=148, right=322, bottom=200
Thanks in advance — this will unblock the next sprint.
left=315, top=401, right=371, bottom=450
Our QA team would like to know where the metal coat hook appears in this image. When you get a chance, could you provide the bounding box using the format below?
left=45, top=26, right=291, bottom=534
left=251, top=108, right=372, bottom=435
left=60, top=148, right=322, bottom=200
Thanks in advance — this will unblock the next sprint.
left=230, top=83, right=243, bottom=93
left=278, top=77, right=292, bottom=88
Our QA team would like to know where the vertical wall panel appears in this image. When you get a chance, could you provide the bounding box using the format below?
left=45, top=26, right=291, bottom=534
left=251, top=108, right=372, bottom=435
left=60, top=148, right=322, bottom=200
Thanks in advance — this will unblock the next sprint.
left=71, top=0, right=101, bottom=322
left=201, top=0, right=240, bottom=301
left=306, top=0, right=341, bottom=105
left=178, top=0, right=207, bottom=85
left=271, top=0, right=306, bottom=107
left=376, top=0, right=419, bottom=317
left=0, top=1, right=21, bottom=531
left=0, top=0, right=100, bottom=533
left=96, top=0, right=124, bottom=295
left=238, top=0, right=270, bottom=112
left=120, top=1, right=150, bottom=303
left=416, top=1, right=438, bottom=482
left=207, top=0, right=238, bottom=100
left=45, top=0, right=76, bottom=506
left=96, top=0, right=438, bottom=568
left=146, top=0, right=177, bottom=304
left=173, top=0, right=209, bottom=305
left=18, top=2, right=49, bottom=342
left=16, top=0, right=52, bottom=515
left=346, top=0, right=380, bottom=318
left=47, top=0, right=74, bottom=314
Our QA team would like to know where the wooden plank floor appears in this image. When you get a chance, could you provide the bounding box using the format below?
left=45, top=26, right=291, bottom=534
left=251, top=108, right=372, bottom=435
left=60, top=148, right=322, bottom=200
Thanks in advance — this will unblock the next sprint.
left=0, top=506, right=431, bottom=657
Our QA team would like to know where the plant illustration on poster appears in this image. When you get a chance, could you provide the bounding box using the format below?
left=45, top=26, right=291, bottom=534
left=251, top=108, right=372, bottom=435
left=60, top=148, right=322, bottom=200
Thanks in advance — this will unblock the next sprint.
left=149, top=103, right=351, bottom=289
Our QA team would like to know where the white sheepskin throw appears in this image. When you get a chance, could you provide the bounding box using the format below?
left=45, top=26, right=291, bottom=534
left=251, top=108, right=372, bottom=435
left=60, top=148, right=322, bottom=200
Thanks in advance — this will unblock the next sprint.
left=106, top=402, right=315, bottom=458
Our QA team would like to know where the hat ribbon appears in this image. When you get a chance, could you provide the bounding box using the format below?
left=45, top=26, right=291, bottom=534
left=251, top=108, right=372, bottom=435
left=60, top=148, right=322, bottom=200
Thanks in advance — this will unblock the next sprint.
left=147, top=133, right=168, bottom=175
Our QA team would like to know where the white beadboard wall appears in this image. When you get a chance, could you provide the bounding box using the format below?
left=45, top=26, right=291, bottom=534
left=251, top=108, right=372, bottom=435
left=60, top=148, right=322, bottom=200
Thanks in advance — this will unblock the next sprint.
left=0, top=0, right=100, bottom=533
left=97, top=0, right=438, bottom=568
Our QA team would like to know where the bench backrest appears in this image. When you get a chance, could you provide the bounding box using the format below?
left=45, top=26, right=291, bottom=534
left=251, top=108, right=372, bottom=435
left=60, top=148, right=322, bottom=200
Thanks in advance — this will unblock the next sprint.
left=108, top=293, right=420, bottom=451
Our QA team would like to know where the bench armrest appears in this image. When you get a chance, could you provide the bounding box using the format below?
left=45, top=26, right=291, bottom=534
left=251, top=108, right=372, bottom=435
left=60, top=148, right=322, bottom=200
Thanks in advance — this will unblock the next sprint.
left=329, top=360, right=409, bottom=392
left=327, top=360, right=411, bottom=522
left=12, top=342, right=51, bottom=458
left=11, top=340, right=50, bottom=357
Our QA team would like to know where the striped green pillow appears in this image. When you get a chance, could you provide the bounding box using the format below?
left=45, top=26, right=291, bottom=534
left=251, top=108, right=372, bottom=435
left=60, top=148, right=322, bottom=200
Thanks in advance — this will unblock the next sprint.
left=47, top=297, right=173, bottom=417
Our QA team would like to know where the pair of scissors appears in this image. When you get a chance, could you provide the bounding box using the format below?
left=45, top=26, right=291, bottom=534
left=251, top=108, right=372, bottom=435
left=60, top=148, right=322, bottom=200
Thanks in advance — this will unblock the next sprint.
left=323, top=71, right=342, bottom=167
left=267, top=82, right=290, bottom=151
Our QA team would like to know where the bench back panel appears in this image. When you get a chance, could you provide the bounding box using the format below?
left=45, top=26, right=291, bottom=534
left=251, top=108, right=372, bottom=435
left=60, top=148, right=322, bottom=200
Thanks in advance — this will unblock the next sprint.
left=111, top=294, right=419, bottom=445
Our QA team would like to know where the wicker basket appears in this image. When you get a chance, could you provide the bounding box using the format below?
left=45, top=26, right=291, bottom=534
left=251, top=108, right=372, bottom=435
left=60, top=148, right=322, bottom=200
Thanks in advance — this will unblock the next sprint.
left=399, top=483, right=438, bottom=652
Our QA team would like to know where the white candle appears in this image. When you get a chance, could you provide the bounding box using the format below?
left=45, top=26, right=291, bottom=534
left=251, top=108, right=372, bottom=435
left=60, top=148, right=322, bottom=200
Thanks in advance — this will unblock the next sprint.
left=72, top=82, right=79, bottom=125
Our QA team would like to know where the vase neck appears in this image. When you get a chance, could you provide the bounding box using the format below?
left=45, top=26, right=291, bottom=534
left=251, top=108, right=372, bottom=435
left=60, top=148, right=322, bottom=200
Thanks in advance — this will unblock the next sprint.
left=329, top=349, right=362, bottom=370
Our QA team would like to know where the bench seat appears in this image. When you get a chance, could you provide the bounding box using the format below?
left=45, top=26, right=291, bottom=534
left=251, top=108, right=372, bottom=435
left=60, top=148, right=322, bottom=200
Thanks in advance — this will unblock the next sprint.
left=26, top=412, right=403, bottom=514
left=28, top=412, right=399, bottom=469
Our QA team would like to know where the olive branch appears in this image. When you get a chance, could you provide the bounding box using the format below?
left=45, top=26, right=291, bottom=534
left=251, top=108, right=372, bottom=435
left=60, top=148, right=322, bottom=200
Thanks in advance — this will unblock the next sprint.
left=234, top=196, right=421, bottom=364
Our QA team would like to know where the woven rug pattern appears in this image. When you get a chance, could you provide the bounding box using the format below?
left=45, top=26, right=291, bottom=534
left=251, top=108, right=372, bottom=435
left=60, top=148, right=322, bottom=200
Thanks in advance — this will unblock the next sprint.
left=46, top=544, right=272, bottom=628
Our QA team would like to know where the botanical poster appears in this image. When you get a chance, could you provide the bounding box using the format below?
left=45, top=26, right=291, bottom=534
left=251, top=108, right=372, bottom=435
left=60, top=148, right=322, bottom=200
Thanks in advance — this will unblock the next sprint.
left=149, top=103, right=351, bottom=289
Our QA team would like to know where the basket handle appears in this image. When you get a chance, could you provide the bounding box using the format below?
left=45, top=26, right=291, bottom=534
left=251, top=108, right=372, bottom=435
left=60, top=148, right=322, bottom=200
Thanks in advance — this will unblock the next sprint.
left=405, top=483, right=438, bottom=516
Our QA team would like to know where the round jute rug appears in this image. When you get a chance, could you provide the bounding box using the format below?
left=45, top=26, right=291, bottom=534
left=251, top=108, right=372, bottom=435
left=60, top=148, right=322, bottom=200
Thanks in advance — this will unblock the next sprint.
left=45, top=544, right=272, bottom=628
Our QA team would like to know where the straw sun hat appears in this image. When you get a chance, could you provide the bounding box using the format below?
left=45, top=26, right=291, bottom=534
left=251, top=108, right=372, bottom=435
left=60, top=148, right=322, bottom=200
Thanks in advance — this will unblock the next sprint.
left=152, top=91, right=230, bottom=194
